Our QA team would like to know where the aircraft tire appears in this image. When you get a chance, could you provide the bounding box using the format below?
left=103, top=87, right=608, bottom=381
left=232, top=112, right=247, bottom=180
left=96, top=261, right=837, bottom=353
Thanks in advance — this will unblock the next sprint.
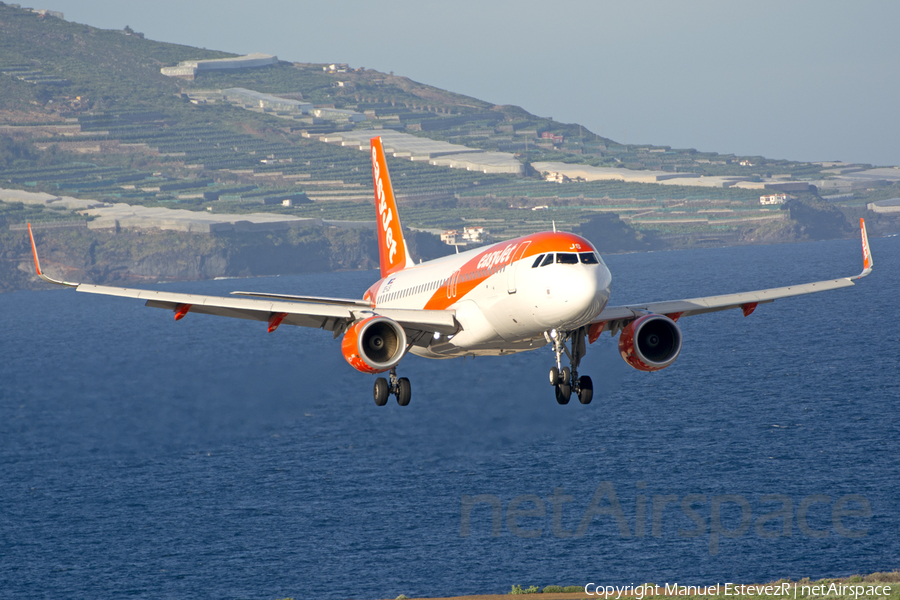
left=549, top=367, right=560, bottom=386
left=561, top=367, right=571, bottom=386
left=396, top=377, right=411, bottom=406
left=555, top=383, right=571, bottom=405
left=577, top=376, right=593, bottom=405
left=374, top=377, right=389, bottom=406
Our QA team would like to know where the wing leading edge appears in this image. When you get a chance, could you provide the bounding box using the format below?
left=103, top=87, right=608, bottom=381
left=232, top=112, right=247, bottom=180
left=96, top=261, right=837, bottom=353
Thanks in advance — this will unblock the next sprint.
left=27, top=225, right=458, bottom=342
left=590, top=218, right=875, bottom=340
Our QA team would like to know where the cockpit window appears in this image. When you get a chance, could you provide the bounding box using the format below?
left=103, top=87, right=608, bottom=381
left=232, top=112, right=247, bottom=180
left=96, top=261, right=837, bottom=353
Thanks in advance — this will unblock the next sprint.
left=556, top=253, right=579, bottom=264
left=531, top=254, right=545, bottom=268
left=579, top=252, right=600, bottom=264
left=540, top=253, right=554, bottom=267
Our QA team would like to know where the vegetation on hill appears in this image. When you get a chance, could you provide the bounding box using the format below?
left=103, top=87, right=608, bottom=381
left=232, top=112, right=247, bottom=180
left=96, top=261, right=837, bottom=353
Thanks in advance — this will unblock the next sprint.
left=1, top=2, right=890, bottom=293
left=0, top=4, right=230, bottom=114
left=575, top=212, right=664, bottom=253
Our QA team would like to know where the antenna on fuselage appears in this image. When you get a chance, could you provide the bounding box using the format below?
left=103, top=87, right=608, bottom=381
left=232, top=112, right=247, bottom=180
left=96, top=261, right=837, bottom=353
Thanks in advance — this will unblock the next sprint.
left=552, top=220, right=557, bottom=233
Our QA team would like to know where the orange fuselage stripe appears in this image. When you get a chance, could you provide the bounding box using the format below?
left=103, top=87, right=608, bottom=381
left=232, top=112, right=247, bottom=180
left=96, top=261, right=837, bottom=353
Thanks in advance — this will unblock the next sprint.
left=364, top=231, right=597, bottom=311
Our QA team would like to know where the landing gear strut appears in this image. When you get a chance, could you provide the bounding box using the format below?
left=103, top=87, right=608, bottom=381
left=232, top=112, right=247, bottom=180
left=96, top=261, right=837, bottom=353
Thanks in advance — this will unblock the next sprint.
left=547, top=327, right=593, bottom=405
left=373, top=367, right=411, bottom=406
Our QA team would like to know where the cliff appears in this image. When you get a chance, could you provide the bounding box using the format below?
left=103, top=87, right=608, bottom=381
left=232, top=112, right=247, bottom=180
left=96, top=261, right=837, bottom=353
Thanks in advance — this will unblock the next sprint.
left=1, top=226, right=451, bottom=293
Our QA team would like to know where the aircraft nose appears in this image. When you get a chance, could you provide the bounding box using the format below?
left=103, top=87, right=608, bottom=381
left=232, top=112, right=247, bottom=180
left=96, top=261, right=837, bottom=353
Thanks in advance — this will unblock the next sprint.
left=559, top=264, right=610, bottom=325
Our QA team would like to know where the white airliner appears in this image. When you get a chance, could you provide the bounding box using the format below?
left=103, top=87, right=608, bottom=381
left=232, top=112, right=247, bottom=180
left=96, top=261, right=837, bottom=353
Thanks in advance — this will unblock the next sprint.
left=29, top=137, right=874, bottom=406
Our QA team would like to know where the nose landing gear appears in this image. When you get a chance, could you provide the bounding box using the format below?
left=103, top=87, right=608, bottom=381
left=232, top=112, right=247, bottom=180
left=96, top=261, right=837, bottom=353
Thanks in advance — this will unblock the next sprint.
left=548, top=327, right=593, bottom=405
left=374, top=367, right=412, bottom=406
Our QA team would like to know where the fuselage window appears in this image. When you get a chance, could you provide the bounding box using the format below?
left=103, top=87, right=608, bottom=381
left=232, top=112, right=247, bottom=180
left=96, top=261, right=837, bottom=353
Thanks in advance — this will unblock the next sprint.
left=540, top=253, right=554, bottom=267
left=557, top=253, right=578, bottom=265
left=579, top=252, right=600, bottom=264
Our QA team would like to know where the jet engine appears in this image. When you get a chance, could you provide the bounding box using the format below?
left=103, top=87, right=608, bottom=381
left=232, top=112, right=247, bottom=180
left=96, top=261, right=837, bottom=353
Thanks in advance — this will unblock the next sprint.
left=341, top=316, right=408, bottom=374
left=618, top=314, right=682, bottom=372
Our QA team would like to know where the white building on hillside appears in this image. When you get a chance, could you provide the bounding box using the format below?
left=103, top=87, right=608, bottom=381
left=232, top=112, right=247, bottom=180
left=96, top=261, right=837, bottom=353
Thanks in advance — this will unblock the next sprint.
left=760, top=193, right=788, bottom=205
left=161, top=53, right=278, bottom=79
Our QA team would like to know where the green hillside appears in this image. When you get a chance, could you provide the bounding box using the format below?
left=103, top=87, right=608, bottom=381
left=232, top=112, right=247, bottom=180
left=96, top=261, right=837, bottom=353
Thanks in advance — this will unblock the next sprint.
left=0, top=6, right=233, bottom=114
left=2, top=3, right=891, bottom=248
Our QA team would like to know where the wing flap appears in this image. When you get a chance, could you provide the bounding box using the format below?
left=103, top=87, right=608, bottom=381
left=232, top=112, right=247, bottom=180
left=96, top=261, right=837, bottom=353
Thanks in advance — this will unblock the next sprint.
left=78, top=283, right=457, bottom=335
left=597, top=278, right=854, bottom=322
left=230, top=291, right=373, bottom=307
left=368, top=307, right=458, bottom=335
left=78, top=284, right=354, bottom=319
left=593, top=218, right=874, bottom=332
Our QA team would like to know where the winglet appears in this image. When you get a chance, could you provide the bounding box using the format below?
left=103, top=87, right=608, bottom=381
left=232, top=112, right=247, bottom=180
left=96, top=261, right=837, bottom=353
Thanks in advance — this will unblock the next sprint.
left=370, top=136, right=414, bottom=278
left=856, top=218, right=874, bottom=279
left=27, top=224, right=79, bottom=287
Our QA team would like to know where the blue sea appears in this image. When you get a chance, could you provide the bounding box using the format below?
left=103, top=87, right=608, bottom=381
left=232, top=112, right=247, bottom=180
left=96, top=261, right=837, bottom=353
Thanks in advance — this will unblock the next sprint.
left=1, top=235, right=898, bottom=600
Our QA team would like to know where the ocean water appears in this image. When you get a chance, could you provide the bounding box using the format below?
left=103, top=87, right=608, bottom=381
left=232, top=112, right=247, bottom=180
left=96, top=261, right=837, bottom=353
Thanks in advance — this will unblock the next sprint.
left=1, top=235, right=897, bottom=600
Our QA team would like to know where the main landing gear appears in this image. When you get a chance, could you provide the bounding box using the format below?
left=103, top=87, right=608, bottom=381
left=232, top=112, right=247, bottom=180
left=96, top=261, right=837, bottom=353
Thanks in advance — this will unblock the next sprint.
left=373, top=367, right=411, bottom=406
left=547, top=327, right=593, bottom=405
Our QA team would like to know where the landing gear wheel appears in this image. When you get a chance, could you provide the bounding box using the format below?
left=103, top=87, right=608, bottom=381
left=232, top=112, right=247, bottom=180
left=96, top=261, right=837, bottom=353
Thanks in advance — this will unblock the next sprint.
left=549, top=366, right=560, bottom=386
left=396, top=377, right=411, bottom=406
left=373, top=377, right=389, bottom=406
left=577, top=375, right=593, bottom=405
left=560, top=367, right=571, bottom=387
left=555, top=383, right=571, bottom=405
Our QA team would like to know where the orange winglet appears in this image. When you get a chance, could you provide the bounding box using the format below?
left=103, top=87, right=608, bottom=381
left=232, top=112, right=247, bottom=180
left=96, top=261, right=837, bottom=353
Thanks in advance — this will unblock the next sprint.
left=174, top=304, right=191, bottom=321
left=27, top=223, right=43, bottom=276
left=861, top=218, right=872, bottom=270
left=741, top=302, right=758, bottom=317
left=267, top=312, right=287, bottom=333
left=26, top=223, right=79, bottom=287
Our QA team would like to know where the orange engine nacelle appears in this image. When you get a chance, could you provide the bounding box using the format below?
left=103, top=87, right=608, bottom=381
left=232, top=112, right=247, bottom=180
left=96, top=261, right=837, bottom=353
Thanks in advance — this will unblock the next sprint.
left=618, top=314, right=683, bottom=372
left=341, top=316, right=408, bottom=374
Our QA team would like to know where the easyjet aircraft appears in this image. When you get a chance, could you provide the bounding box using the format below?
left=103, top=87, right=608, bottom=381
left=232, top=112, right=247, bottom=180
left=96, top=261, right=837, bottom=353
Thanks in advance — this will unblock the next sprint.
left=29, top=137, right=875, bottom=406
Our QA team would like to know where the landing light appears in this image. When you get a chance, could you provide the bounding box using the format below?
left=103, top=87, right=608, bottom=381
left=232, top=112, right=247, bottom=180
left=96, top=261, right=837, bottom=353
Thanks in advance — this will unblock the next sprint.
left=433, top=332, right=441, bottom=340
left=550, top=329, right=558, bottom=339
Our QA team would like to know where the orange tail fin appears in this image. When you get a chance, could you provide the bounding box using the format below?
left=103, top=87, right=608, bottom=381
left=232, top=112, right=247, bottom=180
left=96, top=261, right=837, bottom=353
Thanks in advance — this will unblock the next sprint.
left=371, top=136, right=412, bottom=278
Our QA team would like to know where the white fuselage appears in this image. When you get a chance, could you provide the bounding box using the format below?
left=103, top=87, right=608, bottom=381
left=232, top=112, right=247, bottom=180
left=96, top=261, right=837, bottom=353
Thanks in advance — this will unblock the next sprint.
left=366, top=232, right=612, bottom=358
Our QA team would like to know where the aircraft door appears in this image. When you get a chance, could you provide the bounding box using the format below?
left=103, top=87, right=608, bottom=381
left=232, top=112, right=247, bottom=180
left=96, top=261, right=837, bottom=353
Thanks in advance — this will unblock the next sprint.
left=506, top=241, right=531, bottom=294
left=447, top=269, right=460, bottom=299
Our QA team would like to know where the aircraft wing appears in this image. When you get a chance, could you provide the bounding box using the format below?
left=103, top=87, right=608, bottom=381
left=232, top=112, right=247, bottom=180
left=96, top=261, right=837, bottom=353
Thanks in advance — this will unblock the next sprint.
left=590, top=218, right=874, bottom=340
left=27, top=226, right=458, bottom=342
